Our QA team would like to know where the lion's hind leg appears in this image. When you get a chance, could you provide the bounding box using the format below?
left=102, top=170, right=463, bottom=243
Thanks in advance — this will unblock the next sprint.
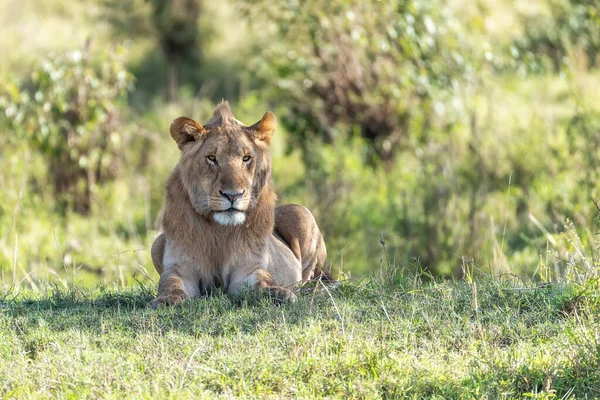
left=274, top=204, right=330, bottom=282
left=151, top=233, right=166, bottom=275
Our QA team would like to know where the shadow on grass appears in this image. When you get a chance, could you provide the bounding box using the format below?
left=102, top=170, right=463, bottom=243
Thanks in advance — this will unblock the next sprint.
left=0, top=277, right=582, bottom=342
left=0, top=284, right=334, bottom=338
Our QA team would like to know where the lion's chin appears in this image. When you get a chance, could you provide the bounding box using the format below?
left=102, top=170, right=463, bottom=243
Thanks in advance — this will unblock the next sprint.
left=213, top=210, right=246, bottom=226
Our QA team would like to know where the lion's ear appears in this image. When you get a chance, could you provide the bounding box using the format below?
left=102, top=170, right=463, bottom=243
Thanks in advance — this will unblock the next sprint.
left=170, top=117, right=205, bottom=150
left=249, top=111, right=276, bottom=145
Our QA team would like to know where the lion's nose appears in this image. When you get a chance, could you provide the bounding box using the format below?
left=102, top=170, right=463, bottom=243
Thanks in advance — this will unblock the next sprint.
left=219, top=190, right=245, bottom=204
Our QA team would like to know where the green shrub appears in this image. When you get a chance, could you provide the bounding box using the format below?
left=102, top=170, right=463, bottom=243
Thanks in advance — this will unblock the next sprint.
left=0, top=45, right=133, bottom=213
left=240, top=0, right=477, bottom=164
left=512, top=0, right=600, bottom=71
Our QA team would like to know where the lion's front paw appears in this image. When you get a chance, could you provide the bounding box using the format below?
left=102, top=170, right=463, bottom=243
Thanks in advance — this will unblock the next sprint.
left=150, top=291, right=188, bottom=309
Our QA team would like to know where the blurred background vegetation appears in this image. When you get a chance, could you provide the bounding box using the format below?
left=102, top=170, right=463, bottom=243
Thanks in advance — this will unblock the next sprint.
left=0, top=0, right=599, bottom=288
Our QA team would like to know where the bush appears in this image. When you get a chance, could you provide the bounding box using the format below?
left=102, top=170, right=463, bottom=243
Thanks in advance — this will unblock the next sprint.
left=241, top=0, right=477, bottom=164
left=0, top=45, right=133, bottom=213
left=512, top=0, right=600, bottom=72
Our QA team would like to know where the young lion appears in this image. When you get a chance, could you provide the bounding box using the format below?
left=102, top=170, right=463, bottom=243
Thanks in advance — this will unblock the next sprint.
left=150, top=101, right=328, bottom=307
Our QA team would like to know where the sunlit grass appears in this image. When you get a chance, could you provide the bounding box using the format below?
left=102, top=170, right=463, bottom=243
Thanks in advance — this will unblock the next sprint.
left=1, top=270, right=598, bottom=398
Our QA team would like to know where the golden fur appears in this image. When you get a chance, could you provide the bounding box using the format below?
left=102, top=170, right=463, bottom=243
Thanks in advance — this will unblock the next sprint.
left=150, top=101, right=328, bottom=307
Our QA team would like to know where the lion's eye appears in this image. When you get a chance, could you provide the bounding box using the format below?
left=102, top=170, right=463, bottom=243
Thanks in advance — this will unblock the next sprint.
left=207, top=155, right=217, bottom=164
left=242, top=155, right=252, bottom=162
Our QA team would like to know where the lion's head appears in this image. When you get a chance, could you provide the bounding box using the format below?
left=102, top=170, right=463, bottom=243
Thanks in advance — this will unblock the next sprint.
left=169, top=101, right=276, bottom=226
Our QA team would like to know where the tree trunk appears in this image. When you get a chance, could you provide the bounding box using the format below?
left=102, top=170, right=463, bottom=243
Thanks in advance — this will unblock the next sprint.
left=166, top=54, right=179, bottom=103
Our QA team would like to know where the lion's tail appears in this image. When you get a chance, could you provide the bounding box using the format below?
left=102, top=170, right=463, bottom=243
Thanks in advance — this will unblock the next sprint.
left=312, top=264, right=335, bottom=283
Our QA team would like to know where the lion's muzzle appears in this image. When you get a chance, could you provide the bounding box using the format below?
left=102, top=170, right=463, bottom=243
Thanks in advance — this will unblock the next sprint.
left=219, top=189, right=245, bottom=206
left=212, top=189, right=249, bottom=225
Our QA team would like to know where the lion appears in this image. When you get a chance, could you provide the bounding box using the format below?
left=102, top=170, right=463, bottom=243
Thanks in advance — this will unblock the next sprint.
left=149, top=101, right=329, bottom=308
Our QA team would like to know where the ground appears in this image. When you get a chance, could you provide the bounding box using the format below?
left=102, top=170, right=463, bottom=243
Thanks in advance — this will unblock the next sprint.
left=1, top=271, right=598, bottom=399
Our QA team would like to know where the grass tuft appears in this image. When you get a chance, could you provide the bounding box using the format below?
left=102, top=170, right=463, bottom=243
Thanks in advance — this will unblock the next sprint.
left=1, top=269, right=599, bottom=398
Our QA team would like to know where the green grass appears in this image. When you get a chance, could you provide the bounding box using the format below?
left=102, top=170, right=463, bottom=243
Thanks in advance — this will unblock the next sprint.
left=1, top=271, right=598, bottom=399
